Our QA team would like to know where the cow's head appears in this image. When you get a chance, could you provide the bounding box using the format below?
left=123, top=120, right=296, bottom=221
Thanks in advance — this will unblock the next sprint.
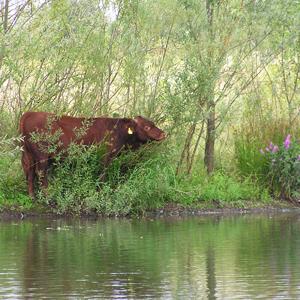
left=130, top=116, right=166, bottom=142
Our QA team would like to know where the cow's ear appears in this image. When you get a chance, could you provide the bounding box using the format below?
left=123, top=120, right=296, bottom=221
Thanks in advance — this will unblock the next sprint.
left=134, top=116, right=142, bottom=124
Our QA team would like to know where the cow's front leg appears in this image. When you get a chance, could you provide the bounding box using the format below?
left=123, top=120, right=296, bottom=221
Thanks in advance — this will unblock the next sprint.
left=36, top=159, right=49, bottom=193
left=99, top=144, right=120, bottom=181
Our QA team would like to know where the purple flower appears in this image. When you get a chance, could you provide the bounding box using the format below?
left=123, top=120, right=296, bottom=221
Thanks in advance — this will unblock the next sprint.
left=297, top=155, right=300, bottom=161
left=272, top=145, right=279, bottom=153
left=267, top=142, right=279, bottom=153
left=284, top=134, right=291, bottom=149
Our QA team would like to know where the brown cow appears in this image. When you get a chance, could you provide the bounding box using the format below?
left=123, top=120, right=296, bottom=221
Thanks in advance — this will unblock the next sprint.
left=20, top=111, right=166, bottom=198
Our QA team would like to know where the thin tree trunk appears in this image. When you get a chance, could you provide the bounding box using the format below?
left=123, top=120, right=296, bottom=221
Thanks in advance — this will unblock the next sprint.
left=150, top=19, right=174, bottom=116
left=0, top=0, right=9, bottom=67
left=132, top=78, right=137, bottom=113
left=204, top=0, right=217, bottom=175
left=4, top=0, right=9, bottom=33
left=187, top=120, right=205, bottom=174
left=204, top=101, right=216, bottom=174
left=185, top=126, right=195, bottom=168
left=176, top=124, right=196, bottom=175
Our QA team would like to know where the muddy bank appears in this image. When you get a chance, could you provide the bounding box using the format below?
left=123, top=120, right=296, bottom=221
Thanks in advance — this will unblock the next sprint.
left=1, top=201, right=300, bottom=220
left=144, top=202, right=300, bottom=218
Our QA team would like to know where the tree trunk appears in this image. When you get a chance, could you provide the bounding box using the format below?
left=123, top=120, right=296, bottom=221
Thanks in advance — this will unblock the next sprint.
left=4, top=0, right=9, bottom=33
left=0, top=0, right=9, bottom=67
left=204, top=0, right=217, bottom=175
left=204, top=101, right=215, bottom=174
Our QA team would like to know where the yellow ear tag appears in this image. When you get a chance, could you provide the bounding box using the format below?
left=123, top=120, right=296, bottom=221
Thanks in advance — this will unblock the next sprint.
left=128, top=127, right=133, bottom=135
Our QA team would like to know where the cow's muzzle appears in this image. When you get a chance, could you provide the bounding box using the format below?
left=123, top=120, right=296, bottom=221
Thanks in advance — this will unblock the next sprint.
left=157, top=132, right=166, bottom=141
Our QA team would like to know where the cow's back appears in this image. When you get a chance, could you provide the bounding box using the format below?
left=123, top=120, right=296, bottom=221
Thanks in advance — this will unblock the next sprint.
left=19, top=112, right=111, bottom=148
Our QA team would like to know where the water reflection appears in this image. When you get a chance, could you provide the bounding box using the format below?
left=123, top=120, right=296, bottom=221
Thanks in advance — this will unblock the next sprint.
left=0, top=212, right=300, bottom=299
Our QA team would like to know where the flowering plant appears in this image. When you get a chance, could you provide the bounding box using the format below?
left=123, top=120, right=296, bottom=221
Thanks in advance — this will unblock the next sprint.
left=260, top=134, right=300, bottom=199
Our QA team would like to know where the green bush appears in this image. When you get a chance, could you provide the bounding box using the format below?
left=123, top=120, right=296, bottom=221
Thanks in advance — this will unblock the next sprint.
left=233, top=118, right=298, bottom=181
left=0, top=153, right=33, bottom=210
left=0, top=135, right=32, bottom=209
left=234, top=136, right=268, bottom=178
left=41, top=143, right=105, bottom=213
left=261, top=135, right=300, bottom=199
left=200, top=172, right=270, bottom=205
left=234, top=118, right=300, bottom=200
left=0, top=134, right=273, bottom=215
left=95, top=153, right=178, bottom=215
left=41, top=142, right=178, bottom=215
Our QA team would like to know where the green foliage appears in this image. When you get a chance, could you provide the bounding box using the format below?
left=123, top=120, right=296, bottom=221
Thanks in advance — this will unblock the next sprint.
left=96, top=149, right=178, bottom=215
left=1, top=0, right=299, bottom=212
left=0, top=136, right=33, bottom=210
left=234, top=135, right=268, bottom=178
left=40, top=143, right=177, bottom=215
left=0, top=135, right=273, bottom=214
left=262, top=135, right=300, bottom=199
left=233, top=117, right=298, bottom=177
left=0, top=152, right=33, bottom=210
left=37, top=140, right=269, bottom=215
left=234, top=114, right=300, bottom=200
left=41, top=143, right=106, bottom=214
left=200, top=172, right=270, bottom=205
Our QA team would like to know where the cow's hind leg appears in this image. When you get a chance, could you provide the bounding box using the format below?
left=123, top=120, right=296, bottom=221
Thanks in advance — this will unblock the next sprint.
left=22, top=151, right=35, bottom=199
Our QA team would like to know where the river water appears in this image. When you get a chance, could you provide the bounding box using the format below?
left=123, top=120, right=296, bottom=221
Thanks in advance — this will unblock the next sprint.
left=1, top=211, right=300, bottom=299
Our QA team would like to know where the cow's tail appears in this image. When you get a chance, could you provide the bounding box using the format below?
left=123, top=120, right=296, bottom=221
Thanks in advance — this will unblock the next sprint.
left=19, top=111, right=30, bottom=135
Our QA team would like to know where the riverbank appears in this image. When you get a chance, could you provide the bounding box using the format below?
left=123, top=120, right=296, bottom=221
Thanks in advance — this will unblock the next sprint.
left=1, top=200, right=299, bottom=220
left=145, top=201, right=300, bottom=218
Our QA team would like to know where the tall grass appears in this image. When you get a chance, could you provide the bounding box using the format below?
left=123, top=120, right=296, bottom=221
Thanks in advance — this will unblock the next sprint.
left=40, top=142, right=178, bottom=215
left=234, top=118, right=299, bottom=178
left=32, top=140, right=268, bottom=215
left=0, top=136, right=33, bottom=209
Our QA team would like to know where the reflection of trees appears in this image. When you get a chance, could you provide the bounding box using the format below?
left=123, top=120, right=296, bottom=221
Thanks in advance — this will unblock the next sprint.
left=21, top=218, right=197, bottom=298
left=233, top=214, right=300, bottom=299
left=0, top=220, right=32, bottom=298
left=23, top=224, right=73, bottom=298
left=206, top=245, right=216, bottom=300
left=16, top=217, right=222, bottom=298
left=1, top=214, right=300, bottom=298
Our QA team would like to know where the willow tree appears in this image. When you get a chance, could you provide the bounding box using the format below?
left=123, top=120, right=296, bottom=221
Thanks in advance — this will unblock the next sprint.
left=168, top=0, right=294, bottom=174
left=1, top=0, right=299, bottom=174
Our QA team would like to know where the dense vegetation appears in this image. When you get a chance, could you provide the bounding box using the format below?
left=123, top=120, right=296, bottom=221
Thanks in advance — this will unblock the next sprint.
left=0, top=0, right=299, bottom=215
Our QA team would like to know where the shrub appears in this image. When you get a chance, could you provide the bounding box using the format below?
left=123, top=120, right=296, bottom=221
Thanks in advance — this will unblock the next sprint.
left=261, top=134, right=300, bottom=199
left=234, top=118, right=297, bottom=180
left=41, top=143, right=105, bottom=213
left=41, top=142, right=177, bottom=215
left=200, top=171, right=269, bottom=204
left=0, top=136, right=33, bottom=209
left=234, top=135, right=268, bottom=179
left=95, top=152, right=178, bottom=215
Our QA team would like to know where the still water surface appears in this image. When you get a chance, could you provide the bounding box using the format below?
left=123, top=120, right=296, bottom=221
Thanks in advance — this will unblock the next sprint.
left=1, top=212, right=300, bottom=299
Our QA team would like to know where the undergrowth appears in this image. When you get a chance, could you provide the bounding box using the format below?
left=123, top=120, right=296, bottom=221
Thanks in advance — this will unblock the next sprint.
left=36, top=142, right=270, bottom=215
left=0, top=136, right=33, bottom=210
left=41, top=143, right=178, bottom=215
left=0, top=136, right=272, bottom=215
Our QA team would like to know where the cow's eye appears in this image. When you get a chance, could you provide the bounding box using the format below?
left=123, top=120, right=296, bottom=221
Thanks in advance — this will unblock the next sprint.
left=144, top=126, right=151, bottom=131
